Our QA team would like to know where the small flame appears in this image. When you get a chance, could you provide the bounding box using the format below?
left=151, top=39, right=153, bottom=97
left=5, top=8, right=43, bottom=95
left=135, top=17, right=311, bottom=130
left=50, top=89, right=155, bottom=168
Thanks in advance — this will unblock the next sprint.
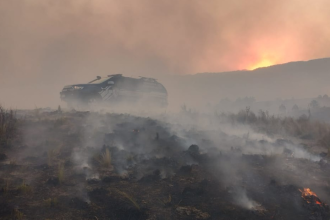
left=299, top=188, right=322, bottom=205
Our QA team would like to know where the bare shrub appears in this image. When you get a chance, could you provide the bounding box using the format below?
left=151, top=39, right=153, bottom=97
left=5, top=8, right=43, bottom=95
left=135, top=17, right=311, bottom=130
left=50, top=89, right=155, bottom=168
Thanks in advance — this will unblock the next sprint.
left=101, top=148, right=112, bottom=168
left=223, top=109, right=330, bottom=141
left=0, top=105, right=17, bottom=148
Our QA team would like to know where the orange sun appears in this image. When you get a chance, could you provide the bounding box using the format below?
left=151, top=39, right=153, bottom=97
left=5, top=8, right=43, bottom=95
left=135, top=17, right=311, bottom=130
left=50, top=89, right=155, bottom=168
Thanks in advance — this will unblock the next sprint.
left=248, top=58, right=274, bottom=70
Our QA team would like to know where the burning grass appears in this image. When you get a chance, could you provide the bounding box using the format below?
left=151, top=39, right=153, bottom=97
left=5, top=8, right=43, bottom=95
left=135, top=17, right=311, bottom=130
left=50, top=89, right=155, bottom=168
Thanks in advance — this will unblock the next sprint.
left=299, top=188, right=323, bottom=205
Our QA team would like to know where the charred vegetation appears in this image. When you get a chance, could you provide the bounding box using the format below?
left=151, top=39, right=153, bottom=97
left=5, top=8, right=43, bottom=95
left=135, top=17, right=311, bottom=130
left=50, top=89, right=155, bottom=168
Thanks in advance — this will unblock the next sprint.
left=0, top=107, right=330, bottom=219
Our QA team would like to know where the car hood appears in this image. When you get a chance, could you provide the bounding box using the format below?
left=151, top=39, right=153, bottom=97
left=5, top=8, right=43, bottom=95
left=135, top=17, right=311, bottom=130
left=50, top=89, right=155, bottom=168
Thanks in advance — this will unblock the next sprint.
left=63, top=83, right=99, bottom=89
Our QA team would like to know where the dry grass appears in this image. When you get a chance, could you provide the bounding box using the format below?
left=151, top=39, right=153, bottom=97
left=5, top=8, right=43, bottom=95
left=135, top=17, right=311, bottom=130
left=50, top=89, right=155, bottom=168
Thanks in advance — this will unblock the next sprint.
left=58, top=163, right=65, bottom=184
left=44, top=197, right=58, bottom=207
left=220, top=109, right=330, bottom=143
left=47, top=149, right=54, bottom=166
left=17, top=181, right=32, bottom=194
left=33, top=106, right=41, bottom=120
left=99, top=148, right=112, bottom=168
left=318, top=132, right=330, bottom=156
left=47, top=144, right=63, bottom=166
left=115, top=189, right=140, bottom=210
left=2, top=179, right=9, bottom=193
left=159, top=194, right=172, bottom=206
left=13, top=209, right=24, bottom=220
left=0, top=105, right=17, bottom=148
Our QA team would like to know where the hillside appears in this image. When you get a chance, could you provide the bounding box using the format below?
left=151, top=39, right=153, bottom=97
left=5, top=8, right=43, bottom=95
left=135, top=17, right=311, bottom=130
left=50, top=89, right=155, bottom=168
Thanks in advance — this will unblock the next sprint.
left=161, top=58, right=330, bottom=110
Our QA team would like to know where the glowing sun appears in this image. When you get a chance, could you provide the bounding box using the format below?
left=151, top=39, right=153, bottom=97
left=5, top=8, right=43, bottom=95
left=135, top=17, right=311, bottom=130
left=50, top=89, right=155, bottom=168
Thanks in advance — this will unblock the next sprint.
left=248, top=58, right=274, bottom=70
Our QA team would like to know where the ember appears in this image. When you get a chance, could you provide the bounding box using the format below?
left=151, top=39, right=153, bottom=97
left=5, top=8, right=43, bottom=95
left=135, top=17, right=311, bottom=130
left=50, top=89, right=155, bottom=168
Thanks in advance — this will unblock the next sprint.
left=299, top=188, right=322, bottom=205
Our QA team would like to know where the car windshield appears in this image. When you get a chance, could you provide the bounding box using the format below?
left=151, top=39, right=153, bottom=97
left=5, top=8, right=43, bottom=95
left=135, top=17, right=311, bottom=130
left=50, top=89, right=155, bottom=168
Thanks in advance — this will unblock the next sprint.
left=88, top=77, right=110, bottom=84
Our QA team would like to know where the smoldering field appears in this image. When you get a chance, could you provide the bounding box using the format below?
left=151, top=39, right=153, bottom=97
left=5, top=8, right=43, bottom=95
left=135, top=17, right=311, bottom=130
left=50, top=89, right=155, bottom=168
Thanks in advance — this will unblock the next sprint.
left=1, top=0, right=330, bottom=219
left=1, top=105, right=330, bottom=220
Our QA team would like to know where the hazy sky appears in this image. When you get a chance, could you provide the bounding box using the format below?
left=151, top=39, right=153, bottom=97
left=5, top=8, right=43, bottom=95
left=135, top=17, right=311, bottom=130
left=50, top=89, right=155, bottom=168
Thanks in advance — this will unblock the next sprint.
left=0, top=0, right=329, bottom=108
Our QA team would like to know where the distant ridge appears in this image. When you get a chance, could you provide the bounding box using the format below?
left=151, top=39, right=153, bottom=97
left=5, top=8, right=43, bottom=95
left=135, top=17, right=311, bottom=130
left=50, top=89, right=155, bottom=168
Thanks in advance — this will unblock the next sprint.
left=195, top=57, right=330, bottom=76
left=162, top=57, right=330, bottom=109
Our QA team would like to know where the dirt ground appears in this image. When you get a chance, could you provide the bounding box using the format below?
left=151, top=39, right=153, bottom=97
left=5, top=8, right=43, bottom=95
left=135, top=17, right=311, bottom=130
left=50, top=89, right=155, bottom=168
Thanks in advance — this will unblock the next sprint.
left=1, top=110, right=330, bottom=220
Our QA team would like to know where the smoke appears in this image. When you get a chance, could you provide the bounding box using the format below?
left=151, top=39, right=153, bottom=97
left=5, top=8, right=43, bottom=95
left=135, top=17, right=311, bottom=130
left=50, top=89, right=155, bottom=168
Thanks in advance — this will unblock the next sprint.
left=0, top=0, right=330, bottom=108
left=157, top=110, right=321, bottom=162
left=233, top=188, right=260, bottom=210
left=9, top=105, right=329, bottom=212
left=0, top=2, right=329, bottom=209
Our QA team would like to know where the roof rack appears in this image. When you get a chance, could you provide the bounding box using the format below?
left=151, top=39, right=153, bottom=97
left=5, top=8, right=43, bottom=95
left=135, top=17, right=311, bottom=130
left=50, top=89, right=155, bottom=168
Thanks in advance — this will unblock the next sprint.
left=88, top=75, right=102, bottom=83
left=107, top=74, right=122, bottom=77
left=139, top=76, right=157, bottom=82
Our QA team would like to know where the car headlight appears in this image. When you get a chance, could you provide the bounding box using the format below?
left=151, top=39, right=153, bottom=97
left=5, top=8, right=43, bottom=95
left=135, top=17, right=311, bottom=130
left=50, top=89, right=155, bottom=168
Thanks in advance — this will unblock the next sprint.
left=73, top=86, right=84, bottom=90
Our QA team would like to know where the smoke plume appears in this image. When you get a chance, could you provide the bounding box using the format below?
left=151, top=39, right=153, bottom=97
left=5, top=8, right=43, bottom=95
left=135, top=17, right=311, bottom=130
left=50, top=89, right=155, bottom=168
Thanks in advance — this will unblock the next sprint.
left=0, top=0, right=330, bottom=108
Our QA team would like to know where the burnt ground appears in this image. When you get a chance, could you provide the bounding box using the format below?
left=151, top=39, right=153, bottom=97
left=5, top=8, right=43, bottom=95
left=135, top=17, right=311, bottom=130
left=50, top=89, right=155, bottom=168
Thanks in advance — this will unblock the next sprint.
left=1, top=110, right=330, bottom=220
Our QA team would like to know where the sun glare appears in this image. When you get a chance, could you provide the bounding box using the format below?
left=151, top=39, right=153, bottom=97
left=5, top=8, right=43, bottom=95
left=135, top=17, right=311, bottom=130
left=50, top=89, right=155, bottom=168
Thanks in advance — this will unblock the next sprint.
left=248, top=58, right=274, bottom=70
